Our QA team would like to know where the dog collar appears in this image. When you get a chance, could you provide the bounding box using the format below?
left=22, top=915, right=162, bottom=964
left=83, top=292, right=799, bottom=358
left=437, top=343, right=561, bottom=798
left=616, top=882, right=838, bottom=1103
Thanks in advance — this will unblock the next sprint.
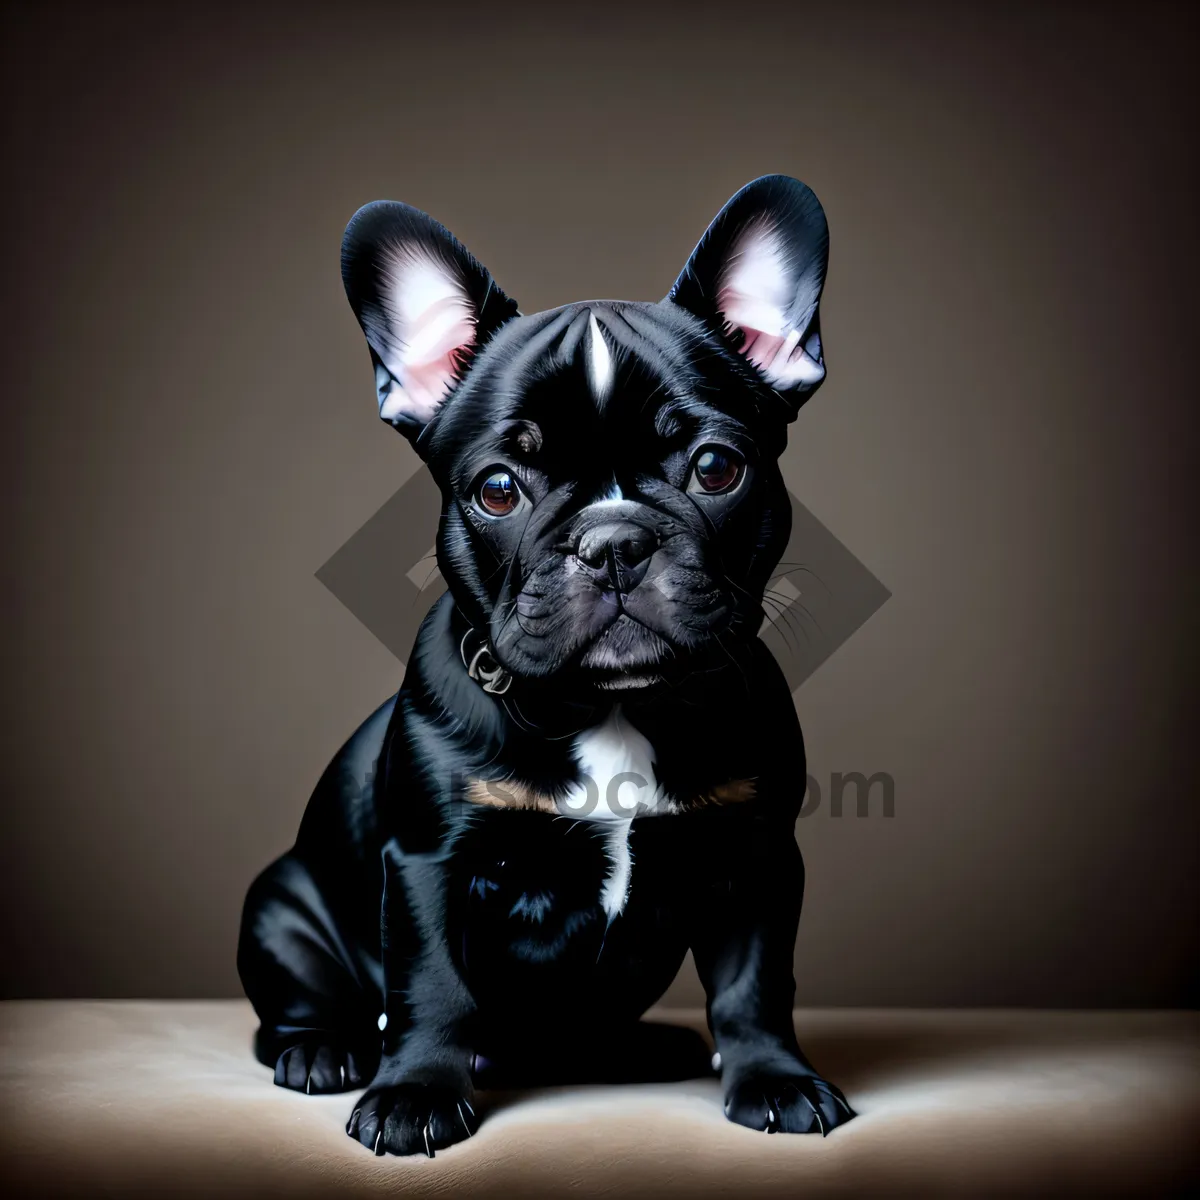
left=460, top=627, right=513, bottom=696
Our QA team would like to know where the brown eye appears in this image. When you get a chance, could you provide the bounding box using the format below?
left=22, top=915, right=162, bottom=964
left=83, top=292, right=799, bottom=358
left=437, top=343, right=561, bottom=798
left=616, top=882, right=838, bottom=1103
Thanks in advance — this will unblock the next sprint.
left=477, top=470, right=520, bottom=516
left=688, top=446, right=744, bottom=495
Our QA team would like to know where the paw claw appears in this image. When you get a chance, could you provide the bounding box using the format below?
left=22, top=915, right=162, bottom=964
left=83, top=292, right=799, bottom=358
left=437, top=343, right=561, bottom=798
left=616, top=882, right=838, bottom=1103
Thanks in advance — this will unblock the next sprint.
left=274, top=1041, right=374, bottom=1095
left=724, top=1071, right=854, bottom=1137
left=816, top=1078, right=857, bottom=1122
left=456, top=1102, right=474, bottom=1137
left=348, top=1082, right=477, bottom=1157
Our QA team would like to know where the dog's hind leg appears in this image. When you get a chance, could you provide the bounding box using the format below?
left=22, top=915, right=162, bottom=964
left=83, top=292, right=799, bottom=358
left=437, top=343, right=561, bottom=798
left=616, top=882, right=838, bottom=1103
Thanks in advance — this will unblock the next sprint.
left=238, top=852, right=383, bottom=1093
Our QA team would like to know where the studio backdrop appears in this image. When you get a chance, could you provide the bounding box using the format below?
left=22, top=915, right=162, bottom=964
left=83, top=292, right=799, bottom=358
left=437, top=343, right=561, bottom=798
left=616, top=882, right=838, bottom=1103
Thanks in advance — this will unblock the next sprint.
left=1, top=0, right=1194, bottom=1008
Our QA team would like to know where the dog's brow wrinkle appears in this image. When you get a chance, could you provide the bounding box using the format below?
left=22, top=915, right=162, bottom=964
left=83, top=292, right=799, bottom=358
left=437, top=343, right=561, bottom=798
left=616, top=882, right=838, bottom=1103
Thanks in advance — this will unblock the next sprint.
left=495, top=308, right=577, bottom=400
left=605, top=309, right=704, bottom=398
left=556, top=306, right=592, bottom=363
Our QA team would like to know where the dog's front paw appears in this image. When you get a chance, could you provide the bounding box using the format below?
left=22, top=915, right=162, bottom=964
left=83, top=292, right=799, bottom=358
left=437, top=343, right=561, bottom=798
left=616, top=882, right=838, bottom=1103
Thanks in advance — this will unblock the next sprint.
left=273, top=1042, right=373, bottom=1094
left=346, top=1082, right=478, bottom=1157
left=724, top=1072, right=855, bottom=1136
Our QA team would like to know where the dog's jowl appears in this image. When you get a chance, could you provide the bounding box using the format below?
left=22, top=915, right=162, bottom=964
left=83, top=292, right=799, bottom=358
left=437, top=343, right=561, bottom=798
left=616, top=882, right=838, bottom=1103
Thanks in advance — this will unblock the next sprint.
left=238, top=176, right=856, bottom=1155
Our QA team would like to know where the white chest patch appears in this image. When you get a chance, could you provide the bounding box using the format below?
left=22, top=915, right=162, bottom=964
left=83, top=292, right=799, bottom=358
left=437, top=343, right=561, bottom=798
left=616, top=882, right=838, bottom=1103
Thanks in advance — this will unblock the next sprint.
left=563, top=706, right=666, bottom=821
left=561, top=706, right=666, bottom=920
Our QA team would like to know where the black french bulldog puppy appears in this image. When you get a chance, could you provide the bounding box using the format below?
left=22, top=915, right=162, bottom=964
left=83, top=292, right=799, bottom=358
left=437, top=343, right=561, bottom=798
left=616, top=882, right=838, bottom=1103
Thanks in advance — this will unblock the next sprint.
left=238, top=175, right=855, bottom=1156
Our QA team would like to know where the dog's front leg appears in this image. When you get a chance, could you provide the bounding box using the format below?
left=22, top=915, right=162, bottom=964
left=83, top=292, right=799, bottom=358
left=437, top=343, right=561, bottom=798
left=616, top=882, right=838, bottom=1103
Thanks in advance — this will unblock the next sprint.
left=691, top=818, right=856, bottom=1136
left=346, top=840, right=479, bottom=1158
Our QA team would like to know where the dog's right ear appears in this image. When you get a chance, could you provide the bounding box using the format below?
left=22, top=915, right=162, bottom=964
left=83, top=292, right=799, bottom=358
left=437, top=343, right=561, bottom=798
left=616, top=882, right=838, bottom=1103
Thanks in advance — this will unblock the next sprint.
left=341, top=202, right=519, bottom=445
left=669, top=176, right=829, bottom=419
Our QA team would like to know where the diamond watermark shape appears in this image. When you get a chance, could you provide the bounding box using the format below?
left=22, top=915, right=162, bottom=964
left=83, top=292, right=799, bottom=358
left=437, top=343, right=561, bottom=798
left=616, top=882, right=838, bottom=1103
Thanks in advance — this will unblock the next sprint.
left=316, top=468, right=889, bottom=693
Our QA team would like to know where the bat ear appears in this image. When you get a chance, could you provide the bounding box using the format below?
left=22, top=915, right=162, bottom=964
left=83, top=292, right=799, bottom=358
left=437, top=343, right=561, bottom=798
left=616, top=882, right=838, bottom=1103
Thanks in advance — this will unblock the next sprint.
left=669, top=175, right=830, bottom=417
left=341, top=202, right=519, bottom=443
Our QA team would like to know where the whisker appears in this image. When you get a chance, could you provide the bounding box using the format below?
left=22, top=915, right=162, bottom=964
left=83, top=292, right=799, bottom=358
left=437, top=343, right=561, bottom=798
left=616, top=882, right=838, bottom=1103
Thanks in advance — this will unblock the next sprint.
left=769, top=563, right=833, bottom=598
left=765, top=590, right=827, bottom=642
left=760, top=593, right=805, bottom=655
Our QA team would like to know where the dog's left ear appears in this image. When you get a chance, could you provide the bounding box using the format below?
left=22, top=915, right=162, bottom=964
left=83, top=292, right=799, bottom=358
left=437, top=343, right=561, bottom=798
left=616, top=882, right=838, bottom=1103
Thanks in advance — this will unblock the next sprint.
left=341, top=201, right=520, bottom=442
left=669, top=175, right=829, bottom=416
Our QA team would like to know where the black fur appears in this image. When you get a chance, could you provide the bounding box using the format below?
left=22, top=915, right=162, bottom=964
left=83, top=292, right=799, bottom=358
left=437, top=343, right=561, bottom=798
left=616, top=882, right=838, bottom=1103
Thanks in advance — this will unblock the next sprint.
left=239, top=176, right=855, bottom=1155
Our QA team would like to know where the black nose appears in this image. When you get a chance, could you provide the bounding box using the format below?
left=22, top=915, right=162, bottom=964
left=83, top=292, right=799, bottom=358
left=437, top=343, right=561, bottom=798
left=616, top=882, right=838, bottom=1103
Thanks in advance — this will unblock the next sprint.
left=576, top=521, right=656, bottom=588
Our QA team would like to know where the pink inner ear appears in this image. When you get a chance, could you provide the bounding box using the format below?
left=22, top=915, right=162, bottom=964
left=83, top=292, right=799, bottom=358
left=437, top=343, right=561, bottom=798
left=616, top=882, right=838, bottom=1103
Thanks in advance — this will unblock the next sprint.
left=739, top=327, right=792, bottom=368
left=716, top=221, right=824, bottom=389
left=734, top=324, right=824, bottom=388
left=402, top=347, right=469, bottom=416
left=377, top=245, right=477, bottom=423
left=400, top=294, right=476, bottom=416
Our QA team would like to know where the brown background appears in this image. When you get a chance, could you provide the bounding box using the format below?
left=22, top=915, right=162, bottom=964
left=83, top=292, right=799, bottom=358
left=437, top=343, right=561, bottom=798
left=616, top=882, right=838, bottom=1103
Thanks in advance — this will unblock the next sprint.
left=1, top=0, right=1195, bottom=1006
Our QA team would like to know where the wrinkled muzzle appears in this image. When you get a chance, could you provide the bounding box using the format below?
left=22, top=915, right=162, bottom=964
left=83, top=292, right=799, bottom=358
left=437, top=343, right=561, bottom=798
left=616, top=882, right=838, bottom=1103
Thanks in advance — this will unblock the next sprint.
left=490, top=499, right=731, bottom=687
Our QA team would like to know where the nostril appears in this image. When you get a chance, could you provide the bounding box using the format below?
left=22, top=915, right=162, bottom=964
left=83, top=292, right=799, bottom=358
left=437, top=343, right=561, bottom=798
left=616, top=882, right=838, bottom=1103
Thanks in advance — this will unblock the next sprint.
left=576, top=522, right=657, bottom=572
left=576, top=529, right=609, bottom=568
left=614, top=530, right=654, bottom=567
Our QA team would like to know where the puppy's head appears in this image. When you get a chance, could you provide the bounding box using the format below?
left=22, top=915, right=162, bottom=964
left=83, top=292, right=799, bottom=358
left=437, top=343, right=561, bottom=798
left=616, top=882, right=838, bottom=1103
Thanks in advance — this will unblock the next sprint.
left=342, top=176, right=829, bottom=698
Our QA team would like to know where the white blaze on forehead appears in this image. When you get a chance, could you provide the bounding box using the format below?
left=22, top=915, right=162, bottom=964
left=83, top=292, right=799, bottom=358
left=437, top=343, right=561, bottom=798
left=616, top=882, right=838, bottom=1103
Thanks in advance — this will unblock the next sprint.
left=591, top=480, right=624, bottom=506
left=375, top=242, right=476, bottom=423
left=717, top=220, right=824, bottom=389
left=585, top=311, right=614, bottom=401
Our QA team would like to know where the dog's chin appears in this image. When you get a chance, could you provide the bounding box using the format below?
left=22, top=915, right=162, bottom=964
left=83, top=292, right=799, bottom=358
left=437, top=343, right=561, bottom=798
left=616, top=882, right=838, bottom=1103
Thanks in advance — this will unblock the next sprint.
left=593, top=671, right=665, bottom=693
left=492, top=613, right=717, bottom=701
left=575, top=615, right=675, bottom=694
